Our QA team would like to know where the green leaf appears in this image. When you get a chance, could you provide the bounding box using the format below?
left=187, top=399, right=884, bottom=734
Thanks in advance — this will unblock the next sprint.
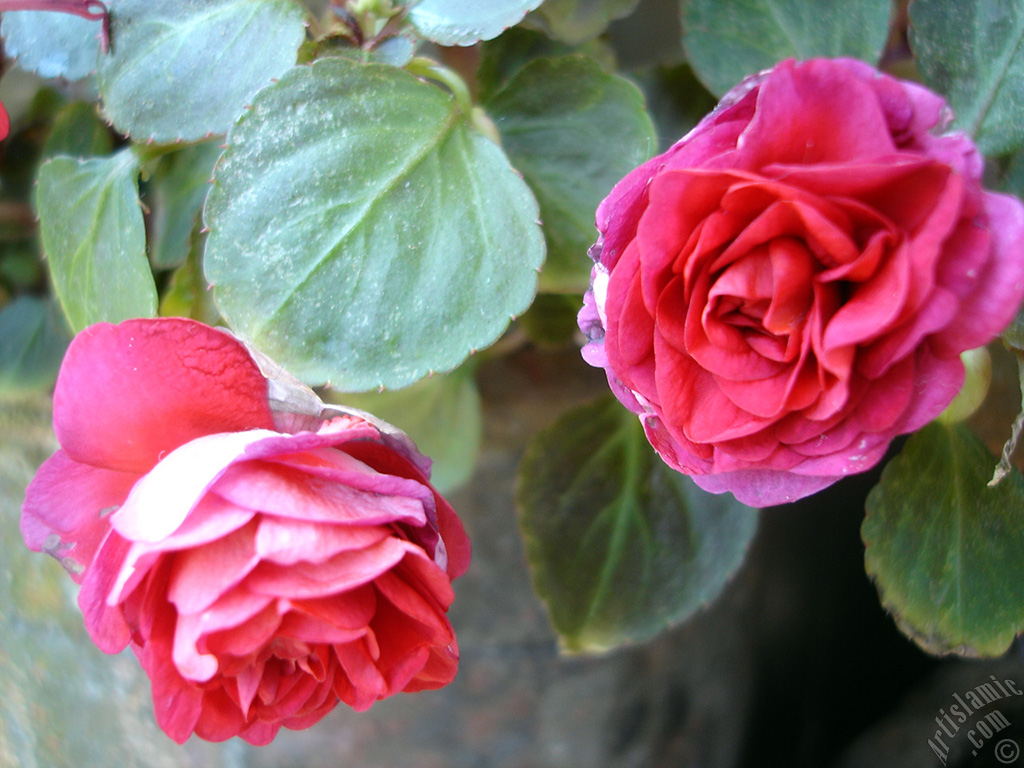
left=145, top=141, right=223, bottom=270
left=97, top=0, right=306, bottom=142
left=681, top=0, right=892, bottom=97
left=632, top=64, right=718, bottom=153
left=517, top=395, right=759, bottom=652
left=0, top=11, right=101, bottom=81
left=518, top=292, right=585, bottom=348
left=405, top=0, right=544, bottom=45
left=910, top=0, right=1024, bottom=156
left=0, top=248, right=43, bottom=291
left=158, top=223, right=220, bottom=325
left=329, top=366, right=482, bottom=492
left=42, top=101, right=114, bottom=160
left=997, top=148, right=1024, bottom=201
left=534, top=0, right=641, bottom=45
left=477, top=26, right=612, bottom=101
left=863, top=421, right=1024, bottom=657
left=205, top=58, right=544, bottom=391
left=0, top=297, right=71, bottom=398
left=487, top=55, right=656, bottom=293
left=36, top=151, right=157, bottom=332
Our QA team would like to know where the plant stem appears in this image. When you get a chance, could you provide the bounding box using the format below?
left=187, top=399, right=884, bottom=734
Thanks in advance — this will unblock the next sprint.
left=406, top=57, right=474, bottom=117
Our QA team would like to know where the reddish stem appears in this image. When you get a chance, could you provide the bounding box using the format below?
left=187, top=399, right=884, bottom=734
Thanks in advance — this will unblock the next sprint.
left=0, top=0, right=109, bottom=51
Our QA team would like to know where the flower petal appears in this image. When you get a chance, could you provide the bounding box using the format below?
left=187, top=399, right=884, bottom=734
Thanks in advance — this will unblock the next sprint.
left=213, top=459, right=428, bottom=527
left=166, top=519, right=261, bottom=615
left=21, top=450, right=138, bottom=582
left=110, top=430, right=282, bottom=544
left=53, top=319, right=273, bottom=474
left=245, top=537, right=411, bottom=599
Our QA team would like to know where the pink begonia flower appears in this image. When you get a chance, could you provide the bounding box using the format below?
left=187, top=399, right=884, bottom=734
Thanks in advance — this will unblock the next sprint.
left=579, top=58, right=1024, bottom=507
left=21, top=318, right=471, bottom=745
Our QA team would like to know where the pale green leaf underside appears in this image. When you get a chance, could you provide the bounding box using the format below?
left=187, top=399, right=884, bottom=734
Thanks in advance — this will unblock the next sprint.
left=1, top=11, right=101, bottom=80
left=331, top=366, right=482, bottom=492
left=911, top=0, right=1024, bottom=156
left=97, top=0, right=306, bottom=142
left=204, top=58, right=544, bottom=390
left=863, top=422, right=1024, bottom=657
left=488, top=55, right=656, bottom=293
left=517, top=396, right=758, bottom=652
left=36, top=151, right=157, bottom=332
left=407, top=0, right=545, bottom=45
left=682, top=0, right=891, bottom=96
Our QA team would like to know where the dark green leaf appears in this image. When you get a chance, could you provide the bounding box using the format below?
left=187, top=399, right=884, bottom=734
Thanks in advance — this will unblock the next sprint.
left=518, top=292, right=585, bottom=348
left=145, top=141, right=223, bottom=270
left=682, top=0, right=892, bottom=97
left=863, top=421, right=1024, bottom=657
left=1, top=11, right=101, bottom=80
left=1004, top=307, right=1024, bottom=352
left=0, top=297, right=71, bottom=397
left=35, top=151, right=157, bottom=331
left=517, top=395, right=758, bottom=652
left=534, top=0, right=641, bottom=45
left=911, top=0, right=1024, bottom=156
left=158, top=223, right=220, bottom=325
left=631, top=64, right=718, bottom=153
left=0, top=248, right=43, bottom=290
left=405, top=0, right=544, bottom=45
left=205, top=58, right=544, bottom=390
left=97, top=0, right=306, bottom=142
left=997, top=148, right=1024, bottom=202
left=477, top=26, right=612, bottom=101
left=487, top=55, right=656, bottom=293
left=42, top=101, right=113, bottom=160
left=605, top=0, right=684, bottom=69
left=329, top=366, right=483, bottom=492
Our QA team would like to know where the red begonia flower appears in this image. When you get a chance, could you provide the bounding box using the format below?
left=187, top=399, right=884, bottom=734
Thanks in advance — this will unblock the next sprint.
left=579, top=58, right=1024, bottom=506
left=22, top=318, right=470, bottom=744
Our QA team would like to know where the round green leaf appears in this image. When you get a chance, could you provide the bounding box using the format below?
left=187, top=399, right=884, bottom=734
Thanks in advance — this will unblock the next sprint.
left=863, top=422, right=1024, bottom=657
left=97, top=0, right=307, bottom=142
left=487, top=55, right=656, bottom=293
left=535, top=0, right=641, bottom=45
left=681, top=0, right=892, bottom=97
left=517, top=395, right=759, bottom=653
left=911, top=0, right=1024, bottom=156
left=330, top=365, right=482, bottom=492
left=35, top=151, right=157, bottom=332
left=1, top=11, right=101, bottom=81
left=405, top=0, right=544, bottom=45
left=205, top=58, right=544, bottom=391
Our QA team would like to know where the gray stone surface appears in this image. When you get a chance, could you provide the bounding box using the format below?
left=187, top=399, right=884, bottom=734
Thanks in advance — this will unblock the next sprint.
left=1, top=351, right=755, bottom=768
